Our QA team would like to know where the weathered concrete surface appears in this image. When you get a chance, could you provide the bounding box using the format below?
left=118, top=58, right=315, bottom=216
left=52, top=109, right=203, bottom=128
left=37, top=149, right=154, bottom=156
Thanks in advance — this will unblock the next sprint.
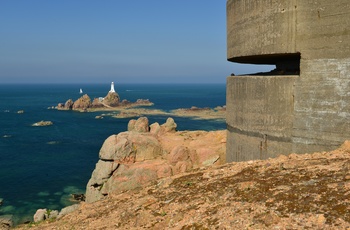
left=227, top=0, right=350, bottom=161
left=227, top=0, right=298, bottom=64
left=226, top=76, right=296, bottom=162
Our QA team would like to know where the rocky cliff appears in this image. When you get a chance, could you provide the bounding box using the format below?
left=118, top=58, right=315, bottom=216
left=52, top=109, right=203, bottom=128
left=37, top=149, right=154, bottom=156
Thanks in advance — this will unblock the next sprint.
left=86, top=117, right=226, bottom=203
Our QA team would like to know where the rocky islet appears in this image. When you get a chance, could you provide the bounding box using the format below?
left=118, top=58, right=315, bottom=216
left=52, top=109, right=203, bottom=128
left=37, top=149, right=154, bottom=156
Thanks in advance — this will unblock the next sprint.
left=57, top=90, right=153, bottom=112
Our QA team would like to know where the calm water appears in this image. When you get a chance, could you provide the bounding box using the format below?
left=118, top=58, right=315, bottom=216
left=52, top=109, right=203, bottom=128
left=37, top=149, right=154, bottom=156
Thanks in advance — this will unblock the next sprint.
left=0, top=83, right=226, bottom=224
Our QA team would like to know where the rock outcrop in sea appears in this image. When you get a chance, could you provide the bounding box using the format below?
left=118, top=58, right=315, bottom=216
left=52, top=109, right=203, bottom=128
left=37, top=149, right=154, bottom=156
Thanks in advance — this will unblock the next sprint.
left=101, top=91, right=120, bottom=107
left=57, top=91, right=153, bottom=111
left=72, top=94, right=91, bottom=110
left=85, top=117, right=226, bottom=203
left=32, top=121, right=53, bottom=127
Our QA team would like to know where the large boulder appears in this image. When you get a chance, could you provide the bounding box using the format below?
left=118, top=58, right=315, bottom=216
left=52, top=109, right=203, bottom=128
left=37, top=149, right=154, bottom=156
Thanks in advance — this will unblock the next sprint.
left=160, top=117, right=177, bottom=133
left=64, top=99, right=74, bottom=110
left=86, top=118, right=165, bottom=203
left=57, top=99, right=74, bottom=110
left=85, top=117, right=226, bottom=203
left=103, top=92, right=120, bottom=107
left=99, top=134, right=135, bottom=163
left=168, top=146, right=190, bottom=165
left=150, top=122, right=161, bottom=134
left=128, top=117, right=149, bottom=133
left=72, top=94, right=91, bottom=110
left=0, top=215, right=13, bottom=230
left=33, top=209, right=47, bottom=222
left=126, top=131, right=162, bottom=162
left=57, top=204, right=80, bottom=219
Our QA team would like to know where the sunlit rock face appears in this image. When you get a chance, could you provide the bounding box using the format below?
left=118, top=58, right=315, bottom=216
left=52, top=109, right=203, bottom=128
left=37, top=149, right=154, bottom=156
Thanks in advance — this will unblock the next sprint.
left=85, top=117, right=226, bottom=203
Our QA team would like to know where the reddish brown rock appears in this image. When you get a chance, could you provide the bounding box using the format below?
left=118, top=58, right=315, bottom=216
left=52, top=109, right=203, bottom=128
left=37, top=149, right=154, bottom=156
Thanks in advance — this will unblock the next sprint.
left=72, top=94, right=91, bottom=110
left=150, top=122, right=161, bottom=134
left=64, top=99, right=74, bottom=110
left=57, top=99, right=74, bottom=110
left=127, top=117, right=149, bottom=133
left=160, top=117, right=177, bottom=133
left=85, top=117, right=225, bottom=204
left=168, top=146, right=190, bottom=166
left=91, top=98, right=104, bottom=108
left=33, top=209, right=47, bottom=223
left=57, top=103, right=64, bottom=109
left=128, top=132, right=162, bottom=162
left=173, top=160, right=193, bottom=174
left=102, top=92, right=120, bottom=107
left=98, top=134, right=135, bottom=164
left=100, top=160, right=165, bottom=195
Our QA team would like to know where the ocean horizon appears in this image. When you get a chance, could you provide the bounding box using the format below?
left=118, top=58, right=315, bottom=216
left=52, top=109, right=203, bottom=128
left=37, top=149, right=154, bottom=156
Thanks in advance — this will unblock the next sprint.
left=0, top=83, right=226, bottom=224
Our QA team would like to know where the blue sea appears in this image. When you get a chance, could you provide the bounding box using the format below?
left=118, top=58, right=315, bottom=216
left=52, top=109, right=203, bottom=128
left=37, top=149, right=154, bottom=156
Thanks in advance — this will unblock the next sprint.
left=0, top=83, right=226, bottom=224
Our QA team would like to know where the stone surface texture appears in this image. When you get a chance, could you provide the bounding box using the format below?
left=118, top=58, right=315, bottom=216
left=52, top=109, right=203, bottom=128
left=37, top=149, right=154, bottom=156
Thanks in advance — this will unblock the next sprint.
left=0, top=215, right=13, bottom=230
left=72, top=94, right=92, bottom=110
left=85, top=117, right=226, bottom=203
left=102, top=92, right=120, bottom=107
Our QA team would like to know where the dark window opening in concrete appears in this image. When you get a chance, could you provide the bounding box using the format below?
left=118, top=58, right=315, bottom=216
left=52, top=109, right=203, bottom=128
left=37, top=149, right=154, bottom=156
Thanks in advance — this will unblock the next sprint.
left=229, top=53, right=300, bottom=76
left=229, top=63, right=275, bottom=76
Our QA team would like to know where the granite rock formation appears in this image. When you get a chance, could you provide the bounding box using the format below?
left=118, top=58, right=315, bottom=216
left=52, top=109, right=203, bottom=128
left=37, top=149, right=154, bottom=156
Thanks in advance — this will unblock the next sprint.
left=72, top=94, right=91, bottom=110
left=0, top=215, right=13, bottom=230
left=57, top=92, right=153, bottom=112
left=85, top=117, right=225, bottom=203
left=101, top=92, right=120, bottom=107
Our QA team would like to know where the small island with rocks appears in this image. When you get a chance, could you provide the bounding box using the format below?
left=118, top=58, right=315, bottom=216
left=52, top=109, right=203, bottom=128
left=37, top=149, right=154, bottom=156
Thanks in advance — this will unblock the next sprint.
left=55, top=82, right=226, bottom=121
left=56, top=82, right=153, bottom=112
left=32, top=121, right=53, bottom=127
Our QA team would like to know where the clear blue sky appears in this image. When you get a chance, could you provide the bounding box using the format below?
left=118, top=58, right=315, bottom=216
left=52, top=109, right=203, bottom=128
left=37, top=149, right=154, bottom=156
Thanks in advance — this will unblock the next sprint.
left=0, top=0, right=272, bottom=84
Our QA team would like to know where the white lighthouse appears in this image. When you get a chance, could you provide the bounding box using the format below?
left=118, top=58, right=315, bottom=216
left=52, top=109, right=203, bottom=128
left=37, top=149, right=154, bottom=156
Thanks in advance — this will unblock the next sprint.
left=109, top=82, right=115, bottom=93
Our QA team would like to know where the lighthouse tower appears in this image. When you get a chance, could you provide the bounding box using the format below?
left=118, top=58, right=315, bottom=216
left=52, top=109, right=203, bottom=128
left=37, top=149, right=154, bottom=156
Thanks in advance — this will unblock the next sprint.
left=109, top=82, right=115, bottom=93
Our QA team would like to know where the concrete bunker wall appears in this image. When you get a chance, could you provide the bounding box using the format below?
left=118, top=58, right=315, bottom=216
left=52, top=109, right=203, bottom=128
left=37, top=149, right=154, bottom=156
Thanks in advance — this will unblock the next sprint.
left=226, top=0, right=350, bottom=162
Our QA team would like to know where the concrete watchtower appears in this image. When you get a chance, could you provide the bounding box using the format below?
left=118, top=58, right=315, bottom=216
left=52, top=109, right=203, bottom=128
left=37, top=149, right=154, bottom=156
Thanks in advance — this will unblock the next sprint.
left=226, top=0, right=350, bottom=162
